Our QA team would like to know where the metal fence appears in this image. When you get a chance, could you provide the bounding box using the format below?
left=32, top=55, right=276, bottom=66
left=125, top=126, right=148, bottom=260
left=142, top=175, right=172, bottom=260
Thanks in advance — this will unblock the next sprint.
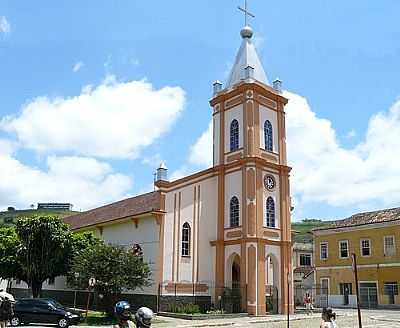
left=294, top=285, right=329, bottom=310
left=157, top=281, right=247, bottom=313
left=265, top=285, right=279, bottom=314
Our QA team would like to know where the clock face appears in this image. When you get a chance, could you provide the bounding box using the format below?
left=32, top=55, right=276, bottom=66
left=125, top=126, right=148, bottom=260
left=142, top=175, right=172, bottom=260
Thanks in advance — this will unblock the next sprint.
left=264, top=175, right=275, bottom=190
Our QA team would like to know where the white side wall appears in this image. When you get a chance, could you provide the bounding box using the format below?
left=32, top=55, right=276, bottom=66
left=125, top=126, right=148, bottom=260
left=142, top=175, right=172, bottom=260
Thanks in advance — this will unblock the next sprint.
left=12, top=218, right=160, bottom=295
left=163, top=176, right=218, bottom=285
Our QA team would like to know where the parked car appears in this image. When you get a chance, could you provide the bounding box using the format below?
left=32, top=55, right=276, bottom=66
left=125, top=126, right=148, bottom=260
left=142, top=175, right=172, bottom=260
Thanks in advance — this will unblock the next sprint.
left=10, top=298, right=81, bottom=328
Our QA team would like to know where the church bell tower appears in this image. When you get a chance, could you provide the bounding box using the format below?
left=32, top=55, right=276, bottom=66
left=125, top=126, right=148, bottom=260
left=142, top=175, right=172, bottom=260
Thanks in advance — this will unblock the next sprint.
left=210, top=12, right=293, bottom=315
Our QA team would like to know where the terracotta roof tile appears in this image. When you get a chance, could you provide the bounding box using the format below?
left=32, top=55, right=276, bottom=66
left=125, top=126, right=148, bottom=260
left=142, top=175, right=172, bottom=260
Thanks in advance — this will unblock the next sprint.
left=313, top=207, right=400, bottom=232
left=64, top=191, right=162, bottom=230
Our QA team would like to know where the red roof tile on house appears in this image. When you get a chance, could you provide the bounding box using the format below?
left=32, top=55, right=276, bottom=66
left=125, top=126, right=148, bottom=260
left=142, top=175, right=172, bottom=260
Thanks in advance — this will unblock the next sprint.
left=313, top=207, right=400, bottom=232
left=64, top=191, right=162, bottom=230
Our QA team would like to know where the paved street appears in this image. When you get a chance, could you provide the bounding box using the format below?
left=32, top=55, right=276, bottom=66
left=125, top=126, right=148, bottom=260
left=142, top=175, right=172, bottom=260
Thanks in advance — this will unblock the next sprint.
left=151, top=309, right=400, bottom=328
left=12, top=309, right=400, bottom=328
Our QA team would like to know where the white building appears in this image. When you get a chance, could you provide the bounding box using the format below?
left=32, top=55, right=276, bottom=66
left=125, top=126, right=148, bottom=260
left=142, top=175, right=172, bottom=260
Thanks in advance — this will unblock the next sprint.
left=12, top=23, right=294, bottom=316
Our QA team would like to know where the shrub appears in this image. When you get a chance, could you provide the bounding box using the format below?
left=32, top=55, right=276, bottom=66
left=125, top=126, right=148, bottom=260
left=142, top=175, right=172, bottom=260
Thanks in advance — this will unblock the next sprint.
left=167, top=303, right=201, bottom=314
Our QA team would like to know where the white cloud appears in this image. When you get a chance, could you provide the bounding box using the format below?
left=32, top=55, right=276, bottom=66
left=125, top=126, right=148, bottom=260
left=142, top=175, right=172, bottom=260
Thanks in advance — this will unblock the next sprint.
left=0, top=154, right=132, bottom=211
left=284, top=91, right=400, bottom=209
left=0, top=139, right=16, bottom=156
left=189, top=120, right=213, bottom=167
left=0, top=16, right=10, bottom=35
left=184, top=92, right=400, bottom=214
left=2, top=76, right=185, bottom=159
left=72, top=61, right=84, bottom=73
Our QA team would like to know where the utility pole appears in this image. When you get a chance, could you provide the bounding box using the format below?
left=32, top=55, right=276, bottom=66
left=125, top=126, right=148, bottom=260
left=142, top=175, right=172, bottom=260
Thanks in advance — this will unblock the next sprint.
left=287, top=272, right=290, bottom=328
left=352, top=253, right=363, bottom=328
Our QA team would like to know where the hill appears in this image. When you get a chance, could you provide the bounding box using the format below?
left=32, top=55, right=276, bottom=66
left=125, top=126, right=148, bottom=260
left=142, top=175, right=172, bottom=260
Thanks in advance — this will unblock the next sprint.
left=0, top=209, right=77, bottom=226
left=292, top=219, right=332, bottom=243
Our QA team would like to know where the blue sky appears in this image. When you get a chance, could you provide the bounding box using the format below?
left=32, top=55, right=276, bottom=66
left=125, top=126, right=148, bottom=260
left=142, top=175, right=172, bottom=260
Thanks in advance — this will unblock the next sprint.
left=0, top=1, right=399, bottom=220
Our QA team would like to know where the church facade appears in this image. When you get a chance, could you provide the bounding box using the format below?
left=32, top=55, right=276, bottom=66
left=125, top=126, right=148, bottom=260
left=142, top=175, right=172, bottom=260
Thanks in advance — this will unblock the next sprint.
left=13, top=24, right=293, bottom=316
left=155, top=25, right=293, bottom=315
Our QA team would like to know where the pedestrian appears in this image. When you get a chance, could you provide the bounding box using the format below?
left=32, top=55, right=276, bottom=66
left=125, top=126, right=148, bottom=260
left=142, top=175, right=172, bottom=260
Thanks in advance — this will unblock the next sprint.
left=304, top=292, right=313, bottom=315
left=0, top=296, right=14, bottom=328
left=320, top=307, right=338, bottom=328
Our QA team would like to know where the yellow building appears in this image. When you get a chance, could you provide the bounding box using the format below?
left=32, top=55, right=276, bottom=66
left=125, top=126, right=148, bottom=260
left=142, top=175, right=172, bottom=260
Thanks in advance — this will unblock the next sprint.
left=313, top=207, right=400, bottom=309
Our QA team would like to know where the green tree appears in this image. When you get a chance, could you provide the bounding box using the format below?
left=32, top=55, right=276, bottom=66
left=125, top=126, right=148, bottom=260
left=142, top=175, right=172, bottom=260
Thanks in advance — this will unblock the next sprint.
left=15, top=215, right=73, bottom=297
left=0, top=227, right=21, bottom=279
left=0, top=216, right=100, bottom=298
left=68, top=242, right=152, bottom=314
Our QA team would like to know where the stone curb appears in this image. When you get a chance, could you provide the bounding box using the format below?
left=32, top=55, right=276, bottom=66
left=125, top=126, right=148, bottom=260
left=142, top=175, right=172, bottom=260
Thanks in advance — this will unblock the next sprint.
left=370, top=316, right=400, bottom=323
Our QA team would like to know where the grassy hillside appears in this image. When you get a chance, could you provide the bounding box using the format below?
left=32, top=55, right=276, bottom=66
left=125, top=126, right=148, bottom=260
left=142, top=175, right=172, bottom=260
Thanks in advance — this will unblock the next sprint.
left=0, top=209, right=77, bottom=226
left=292, top=219, right=332, bottom=243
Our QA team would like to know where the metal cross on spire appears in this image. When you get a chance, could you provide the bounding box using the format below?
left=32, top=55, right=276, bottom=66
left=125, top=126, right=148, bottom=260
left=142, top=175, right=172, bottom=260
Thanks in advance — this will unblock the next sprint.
left=238, top=0, right=255, bottom=26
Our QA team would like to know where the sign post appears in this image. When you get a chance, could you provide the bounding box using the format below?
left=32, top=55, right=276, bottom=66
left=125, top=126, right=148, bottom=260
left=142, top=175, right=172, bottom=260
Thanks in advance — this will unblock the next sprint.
left=352, top=253, right=362, bottom=328
left=85, top=277, right=96, bottom=321
left=73, top=272, right=79, bottom=310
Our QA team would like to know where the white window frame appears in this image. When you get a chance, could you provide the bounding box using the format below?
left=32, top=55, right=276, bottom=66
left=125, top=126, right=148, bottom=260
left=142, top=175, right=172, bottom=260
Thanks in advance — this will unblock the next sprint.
left=181, top=222, right=191, bottom=257
left=384, top=235, right=396, bottom=257
left=320, top=242, right=328, bottom=260
left=360, top=238, right=371, bottom=257
left=299, top=253, right=312, bottom=266
left=339, top=240, right=349, bottom=259
left=320, top=277, right=330, bottom=295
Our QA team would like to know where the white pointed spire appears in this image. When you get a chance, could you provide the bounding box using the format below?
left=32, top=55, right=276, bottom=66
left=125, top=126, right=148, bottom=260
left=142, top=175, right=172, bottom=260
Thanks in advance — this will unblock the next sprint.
left=226, top=25, right=269, bottom=88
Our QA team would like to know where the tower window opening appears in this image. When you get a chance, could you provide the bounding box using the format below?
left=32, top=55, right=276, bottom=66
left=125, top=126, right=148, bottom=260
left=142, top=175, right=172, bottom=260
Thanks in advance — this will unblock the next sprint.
left=230, top=119, right=239, bottom=151
left=230, top=196, right=240, bottom=227
left=266, top=197, right=275, bottom=228
left=264, top=120, right=273, bottom=152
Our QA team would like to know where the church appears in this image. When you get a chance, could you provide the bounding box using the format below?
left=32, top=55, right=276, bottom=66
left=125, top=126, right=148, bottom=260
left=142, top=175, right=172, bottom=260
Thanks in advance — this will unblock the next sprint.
left=14, top=18, right=294, bottom=316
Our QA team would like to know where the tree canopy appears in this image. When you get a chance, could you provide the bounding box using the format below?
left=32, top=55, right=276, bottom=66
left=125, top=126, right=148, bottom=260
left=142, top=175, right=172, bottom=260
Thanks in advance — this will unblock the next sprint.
left=68, top=242, right=152, bottom=313
left=0, top=215, right=99, bottom=297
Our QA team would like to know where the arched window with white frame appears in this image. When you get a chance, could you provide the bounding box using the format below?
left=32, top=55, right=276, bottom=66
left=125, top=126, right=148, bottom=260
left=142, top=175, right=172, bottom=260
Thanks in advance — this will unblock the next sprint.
left=266, top=197, right=275, bottom=228
left=230, top=196, right=240, bottom=227
left=264, top=120, right=273, bottom=152
left=181, top=222, right=191, bottom=257
left=230, top=119, right=239, bottom=151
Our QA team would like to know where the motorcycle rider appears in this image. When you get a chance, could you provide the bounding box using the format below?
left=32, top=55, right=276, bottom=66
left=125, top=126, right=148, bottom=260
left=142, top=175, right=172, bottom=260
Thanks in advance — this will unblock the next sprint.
left=113, top=301, right=154, bottom=328
left=135, top=307, right=154, bottom=328
left=113, top=301, right=135, bottom=328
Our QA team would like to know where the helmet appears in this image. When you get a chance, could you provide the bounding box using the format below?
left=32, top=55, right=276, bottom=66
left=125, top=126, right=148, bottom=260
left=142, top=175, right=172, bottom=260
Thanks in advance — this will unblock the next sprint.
left=114, top=301, right=131, bottom=321
left=135, top=307, right=154, bottom=328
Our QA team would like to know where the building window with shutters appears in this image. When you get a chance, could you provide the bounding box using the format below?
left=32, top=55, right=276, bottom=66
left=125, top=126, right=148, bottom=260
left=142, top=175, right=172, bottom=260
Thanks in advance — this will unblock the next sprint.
left=264, top=120, right=273, bottom=152
left=384, top=282, right=398, bottom=304
left=339, top=240, right=349, bottom=259
left=300, top=253, right=312, bottom=266
left=360, top=239, right=371, bottom=257
left=266, top=197, right=275, bottom=228
left=230, top=119, right=239, bottom=151
left=320, top=242, right=328, bottom=260
left=230, top=196, right=240, bottom=227
left=181, top=222, right=191, bottom=257
left=384, top=235, right=396, bottom=256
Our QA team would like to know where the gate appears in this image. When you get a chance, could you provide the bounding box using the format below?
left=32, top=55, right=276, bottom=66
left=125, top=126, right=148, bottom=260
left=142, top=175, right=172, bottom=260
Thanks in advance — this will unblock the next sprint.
left=265, top=285, right=278, bottom=314
left=158, top=282, right=246, bottom=314
left=220, top=287, right=246, bottom=313
left=294, top=285, right=328, bottom=310
left=360, top=283, right=378, bottom=308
